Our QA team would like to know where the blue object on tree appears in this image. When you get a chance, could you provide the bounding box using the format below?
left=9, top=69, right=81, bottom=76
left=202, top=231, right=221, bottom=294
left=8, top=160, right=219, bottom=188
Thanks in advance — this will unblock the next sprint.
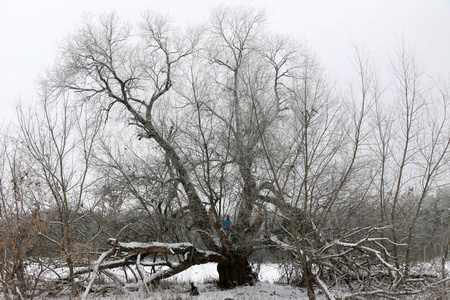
left=223, top=216, right=232, bottom=231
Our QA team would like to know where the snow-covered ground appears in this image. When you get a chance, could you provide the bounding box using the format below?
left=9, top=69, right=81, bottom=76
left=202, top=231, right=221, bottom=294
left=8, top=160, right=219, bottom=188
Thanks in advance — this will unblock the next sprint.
left=164, top=263, right=314, bottom=299
left=86, top=260, right=450, bottom=299
left=169, top=263, right=280, bottom=283
left=26, top=260, right=450, bottom=299
left=92, top=263, right=326, bottom=300
left=140, top=281, right=315, bottom=300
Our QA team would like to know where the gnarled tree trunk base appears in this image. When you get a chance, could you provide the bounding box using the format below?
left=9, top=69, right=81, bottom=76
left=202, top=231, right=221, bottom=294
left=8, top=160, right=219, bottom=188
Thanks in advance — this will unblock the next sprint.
left=217, top=255, right=257, bottom=288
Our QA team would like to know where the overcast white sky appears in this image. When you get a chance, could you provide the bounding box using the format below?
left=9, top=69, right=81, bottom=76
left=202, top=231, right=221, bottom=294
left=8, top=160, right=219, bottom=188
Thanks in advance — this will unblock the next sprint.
left=1, top=0, right=450, bottom=126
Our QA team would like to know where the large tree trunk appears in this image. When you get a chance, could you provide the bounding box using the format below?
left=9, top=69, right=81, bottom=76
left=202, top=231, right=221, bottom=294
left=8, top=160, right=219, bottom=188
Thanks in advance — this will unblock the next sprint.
left=217, top=252, right=256, bottom=288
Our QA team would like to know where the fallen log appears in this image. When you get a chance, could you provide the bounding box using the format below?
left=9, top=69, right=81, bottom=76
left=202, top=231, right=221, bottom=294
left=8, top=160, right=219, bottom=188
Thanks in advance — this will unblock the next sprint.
left=79, top=237, right=228, bottom=297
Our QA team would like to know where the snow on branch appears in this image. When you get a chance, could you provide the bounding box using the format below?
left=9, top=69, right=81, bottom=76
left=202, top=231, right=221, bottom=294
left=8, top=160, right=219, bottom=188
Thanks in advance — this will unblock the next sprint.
left=107, top=238, right=194, bottom=255
left=83, top=248, right=115, bottom=299
left=332, top=239, right=398, bottom=272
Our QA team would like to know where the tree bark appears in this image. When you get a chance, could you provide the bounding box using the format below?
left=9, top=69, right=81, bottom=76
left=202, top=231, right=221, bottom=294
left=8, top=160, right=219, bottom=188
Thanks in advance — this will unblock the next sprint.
left=217, top=252, right=256, bottom=288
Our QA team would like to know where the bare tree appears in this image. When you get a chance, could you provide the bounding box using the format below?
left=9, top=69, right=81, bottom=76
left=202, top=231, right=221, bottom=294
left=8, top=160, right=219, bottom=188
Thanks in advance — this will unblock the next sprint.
left=39, top=8, right=450, bottom=298
left=46, top=10, right=233, bottom=284
left=18, top=90, right=101, bottom=294
left=386, top=42, right=450, bottom=286
left=251, top=42, right=379, bottom=299
left=0, top=133, right=49, bottom=299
